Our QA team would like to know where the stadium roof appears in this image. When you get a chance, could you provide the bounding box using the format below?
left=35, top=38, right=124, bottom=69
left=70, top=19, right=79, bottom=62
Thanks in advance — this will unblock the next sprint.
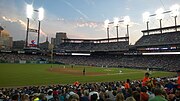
left=142, top=25, right=180, bottom=35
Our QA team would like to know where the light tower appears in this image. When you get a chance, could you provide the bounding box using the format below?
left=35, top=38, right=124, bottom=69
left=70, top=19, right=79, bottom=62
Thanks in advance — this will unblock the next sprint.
left=123, top=16, right=130, bottom=38
left=155, top=8, right=164, bottom=34
left=114, top=17, right=119, bottom=42
left=25, top=4, right=44, bottom=48
left=143, top=12, right=150, bottom=35
left=104, top=19, right=110, bottom=42
left=37, top=7, right=44, bottom=47
left=25, top=4, right=33, bottom=47
left=170, top=4, right=180, bottom=31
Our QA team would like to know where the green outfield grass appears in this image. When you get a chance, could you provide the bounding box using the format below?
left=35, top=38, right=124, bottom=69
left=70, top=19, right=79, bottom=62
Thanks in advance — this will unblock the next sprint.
left=0, top=64, right=176, bottom=87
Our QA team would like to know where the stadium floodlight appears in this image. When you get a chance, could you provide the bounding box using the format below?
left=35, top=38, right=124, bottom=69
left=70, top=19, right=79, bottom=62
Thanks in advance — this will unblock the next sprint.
left=26, top=4, right=33, bottom=47
left=113, top=17, right=119, bottom=41
left=113, top=17, right=119, bottom=26
left=37, top=7, right=44, bottom=47
left=123, top=16, right=130, bottom=25
left=143, top=12, right=150, bottom=23
left=26, top=4, right=33, bottom=19
left=104, top=19, right=110, bottom=42
left=155, top=8, right=164, bottom=20
left=104, top=19, right=109, bottom=28
left=123, top=16, right=130, bottom=38
left=170, top=4, right=180, bottom=17
left=156, top=8, right=164, bottom=34
left=37, top=7, right=44, bottom=48
left=170, top=4, right=179, bottom=31
left=38, top=7, right=44, bottom=21
left=143, top=12, right=150, bottom=35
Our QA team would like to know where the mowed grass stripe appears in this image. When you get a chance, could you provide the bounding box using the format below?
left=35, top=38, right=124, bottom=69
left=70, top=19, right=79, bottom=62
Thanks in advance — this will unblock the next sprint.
left=0, top=64, right=176, bottom=87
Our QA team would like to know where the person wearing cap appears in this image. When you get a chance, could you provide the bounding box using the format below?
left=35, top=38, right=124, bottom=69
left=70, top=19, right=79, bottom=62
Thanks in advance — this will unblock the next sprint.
left=142, top=72, right=150, bottom=87
left=89, top=87, right=99, bottom=100
left=46, top=89, right=53, bottom=101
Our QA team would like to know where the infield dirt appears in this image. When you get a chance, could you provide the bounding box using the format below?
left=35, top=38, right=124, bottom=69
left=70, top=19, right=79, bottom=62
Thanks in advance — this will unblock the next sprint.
left=48, top=67, right=106, bottom=76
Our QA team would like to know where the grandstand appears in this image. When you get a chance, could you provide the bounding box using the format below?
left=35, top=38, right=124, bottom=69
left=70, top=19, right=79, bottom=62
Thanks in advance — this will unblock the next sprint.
left=131, top=25, right=180, bottom=52
left=56, top=37, right=129, bottom=52
left=46, top=24, right=180, bottom=72
left=135, top=31, right=180, bottom=46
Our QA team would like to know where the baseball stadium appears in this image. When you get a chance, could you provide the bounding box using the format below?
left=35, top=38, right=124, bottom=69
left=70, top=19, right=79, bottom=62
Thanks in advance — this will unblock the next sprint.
left=0, top=1, right=180, bottom=101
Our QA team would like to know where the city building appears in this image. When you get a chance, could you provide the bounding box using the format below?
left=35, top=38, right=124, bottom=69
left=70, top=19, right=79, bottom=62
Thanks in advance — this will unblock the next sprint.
left=40, top=37, right=50, bottom=51
left=51, top=32, right=67, bottom=48
left=56, top=32, right=67, bottom=45
left=51, top=38, right=56, bottom=45
left=0, top=26, right=13, bottom=50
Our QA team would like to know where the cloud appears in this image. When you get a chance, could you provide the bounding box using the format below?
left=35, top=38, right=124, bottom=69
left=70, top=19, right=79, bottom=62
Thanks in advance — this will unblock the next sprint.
left=1, top=16, right=27, bottom=29
left=1, top=16, right=48, bottom=43
left=76, top=21, right=98, bottom=28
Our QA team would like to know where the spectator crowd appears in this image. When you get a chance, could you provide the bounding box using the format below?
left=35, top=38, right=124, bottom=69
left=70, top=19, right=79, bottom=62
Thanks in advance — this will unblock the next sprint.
left=57, top=41, right=129, bottom=52
left=54, top=55, right=180, bottom=72
left=0, top=53, right=49, bottom=63
left=135, top=31, right=180, bottom=46
left=0, top=73, right=180, bottom=101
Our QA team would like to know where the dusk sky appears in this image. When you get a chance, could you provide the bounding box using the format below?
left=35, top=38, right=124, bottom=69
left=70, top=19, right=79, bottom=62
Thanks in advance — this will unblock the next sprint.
left=0, top=0, right=180, bottom=44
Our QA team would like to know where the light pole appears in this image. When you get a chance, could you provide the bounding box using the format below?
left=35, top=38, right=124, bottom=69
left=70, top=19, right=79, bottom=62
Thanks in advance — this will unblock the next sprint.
left=37, top=20, right=41, bottom=47
left=143, top=12, right=150, bottom=35
left=170, top=4, right=179, bottom=32
left=104, top=19, right=110, bottom=42
left=25, top=18, right=29, bottom=47
left=124, top=16, right=130, bottom=38
left=25, top=4, right=33, bottom=47
left=159, top=19, right=162, bottom=33
left=114, top=17, right=119, bottom=42
left=126, top=25, right=129, bottom=38
left=37, top=7, right=44, bottom=48
left=156, top=8, right=164, bottom=34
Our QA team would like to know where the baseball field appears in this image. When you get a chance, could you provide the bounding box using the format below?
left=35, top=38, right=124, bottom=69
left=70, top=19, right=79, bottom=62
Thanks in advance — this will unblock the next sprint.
left=0, top=64, right=176, bottom=87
